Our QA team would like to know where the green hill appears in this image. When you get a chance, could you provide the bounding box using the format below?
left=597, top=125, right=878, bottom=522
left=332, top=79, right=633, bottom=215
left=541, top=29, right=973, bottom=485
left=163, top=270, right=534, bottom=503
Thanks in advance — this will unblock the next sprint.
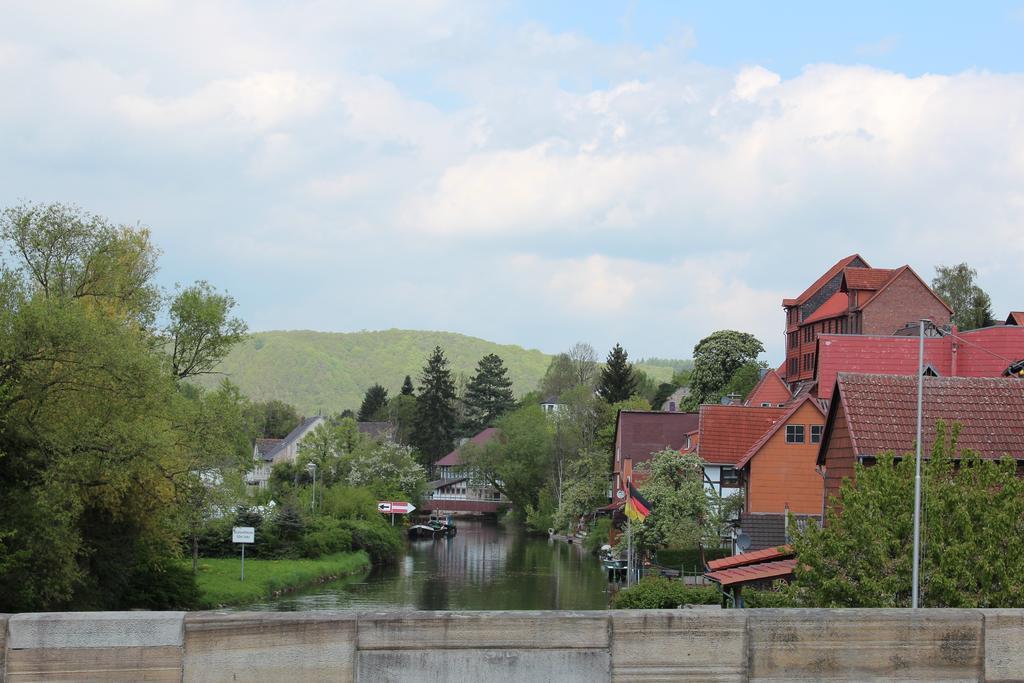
left=200, top=329, right=679, bottom=415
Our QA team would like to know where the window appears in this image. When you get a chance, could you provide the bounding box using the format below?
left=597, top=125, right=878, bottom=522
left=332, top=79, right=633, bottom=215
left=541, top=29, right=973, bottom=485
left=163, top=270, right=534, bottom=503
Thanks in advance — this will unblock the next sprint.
left=720, top=466, right=739, bottom=487
left=760, top=402, right=771, bottom=407
left=811, top=425, right=824, bottom=444
left=788, top=358, right=798, bottom=376
left=786, top=424, right=805, bottom=443
left=789, top=332, right=798, bottom=349
left=804, top=326, right=813, bottom=343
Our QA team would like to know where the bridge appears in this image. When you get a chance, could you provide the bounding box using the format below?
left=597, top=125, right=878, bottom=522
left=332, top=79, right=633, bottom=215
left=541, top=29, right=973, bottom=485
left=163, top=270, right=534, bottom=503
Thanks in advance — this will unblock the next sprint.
left=0, top=608, right=1020, bottom=681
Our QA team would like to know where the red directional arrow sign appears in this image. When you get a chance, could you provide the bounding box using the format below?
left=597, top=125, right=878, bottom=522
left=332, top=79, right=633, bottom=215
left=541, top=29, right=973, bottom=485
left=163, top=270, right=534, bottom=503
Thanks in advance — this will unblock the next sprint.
left=378, top=500, right=416, bottom=515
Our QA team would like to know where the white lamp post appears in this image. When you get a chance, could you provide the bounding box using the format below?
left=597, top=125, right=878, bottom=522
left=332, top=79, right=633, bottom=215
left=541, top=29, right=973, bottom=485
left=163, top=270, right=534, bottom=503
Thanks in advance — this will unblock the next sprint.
left=911, top=319, right=925, bottom=608
left=307, top=462, right=317, bottom=514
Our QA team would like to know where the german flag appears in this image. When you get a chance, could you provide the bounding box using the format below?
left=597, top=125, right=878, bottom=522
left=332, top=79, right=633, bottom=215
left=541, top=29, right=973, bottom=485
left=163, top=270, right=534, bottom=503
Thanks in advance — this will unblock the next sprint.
left=624, top=480, right=652, bottom=523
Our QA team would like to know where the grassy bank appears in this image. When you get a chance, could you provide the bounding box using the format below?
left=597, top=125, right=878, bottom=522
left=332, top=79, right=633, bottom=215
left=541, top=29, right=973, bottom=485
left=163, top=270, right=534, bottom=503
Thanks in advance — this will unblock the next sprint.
left=189, top=550, right=370, bottom=608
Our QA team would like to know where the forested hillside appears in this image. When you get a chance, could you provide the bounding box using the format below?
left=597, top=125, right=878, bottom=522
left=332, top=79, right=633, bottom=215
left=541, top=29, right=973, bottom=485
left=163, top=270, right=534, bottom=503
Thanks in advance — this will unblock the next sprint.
left=200, top=329, right=677, bottom=414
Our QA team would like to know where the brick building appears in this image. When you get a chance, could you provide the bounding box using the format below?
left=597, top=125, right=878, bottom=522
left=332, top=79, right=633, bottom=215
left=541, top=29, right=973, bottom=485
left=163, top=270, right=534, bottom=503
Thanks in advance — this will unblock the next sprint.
left=782, top=255, right=952, bottom=389
left=611, top=410, right=699, bottom=501
left=817, top=373, right=1024, bottom=503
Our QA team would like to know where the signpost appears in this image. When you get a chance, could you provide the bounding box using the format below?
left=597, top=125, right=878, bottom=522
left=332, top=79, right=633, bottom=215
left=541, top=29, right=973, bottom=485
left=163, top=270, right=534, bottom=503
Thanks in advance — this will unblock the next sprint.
left=377, top=501, right=416, bottom=525
left=232, top=526, right=255, bottom=581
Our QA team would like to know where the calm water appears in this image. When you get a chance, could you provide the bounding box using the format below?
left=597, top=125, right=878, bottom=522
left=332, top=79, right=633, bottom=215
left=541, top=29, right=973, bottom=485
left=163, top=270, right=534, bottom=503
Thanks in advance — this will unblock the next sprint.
left=243, top=520, right=612, bottom=611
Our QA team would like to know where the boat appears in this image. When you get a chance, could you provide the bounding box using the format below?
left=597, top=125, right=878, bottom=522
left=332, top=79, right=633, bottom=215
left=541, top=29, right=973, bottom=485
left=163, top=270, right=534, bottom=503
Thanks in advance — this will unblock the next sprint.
left=408, top=515, right=457, bottom=539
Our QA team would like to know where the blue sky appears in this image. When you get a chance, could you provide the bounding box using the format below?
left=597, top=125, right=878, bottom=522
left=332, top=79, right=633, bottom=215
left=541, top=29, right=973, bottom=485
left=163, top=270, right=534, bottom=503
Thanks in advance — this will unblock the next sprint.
left=1, top=1, right=1022, bottom=363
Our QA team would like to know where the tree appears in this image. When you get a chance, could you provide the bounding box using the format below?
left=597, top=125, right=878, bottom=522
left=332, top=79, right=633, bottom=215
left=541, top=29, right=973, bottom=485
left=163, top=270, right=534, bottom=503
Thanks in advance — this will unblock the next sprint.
left=387, top=393, right=418, bottom=446
left=791, top=422, right=1024, bottom=607
left=567, top=342, right=598, bottom=387
left=461, top=403, right=553, bottom=512
left=245, top=399, right=301, bottom=439
left=722, top=361, right=768, bottom=402
left=539, top=353, right=576, bottom=398
left=357, top=384, right=389, bottom=422
left=463, top=353, right=516, bottom=432
left=633, top=449, right=714, bottom=550
left=401, top=375, right=415, bottom=396
left=598, top=343, right=637, bottom=403
left=686, top=330, right=764, bottom=408
left=165, top=281, right=248, bottom=380
left=932, top=263, right=995, bottom=331
left=651, top=382, right=678, bottom=410
left=411, top=346, right=457, bottom=464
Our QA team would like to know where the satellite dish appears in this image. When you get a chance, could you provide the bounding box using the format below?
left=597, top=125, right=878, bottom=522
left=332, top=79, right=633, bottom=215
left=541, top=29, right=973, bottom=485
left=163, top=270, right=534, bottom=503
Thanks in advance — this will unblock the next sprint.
left=735, top=532, right=752, bottom=552
left=616, top=490, right=625, bottom=500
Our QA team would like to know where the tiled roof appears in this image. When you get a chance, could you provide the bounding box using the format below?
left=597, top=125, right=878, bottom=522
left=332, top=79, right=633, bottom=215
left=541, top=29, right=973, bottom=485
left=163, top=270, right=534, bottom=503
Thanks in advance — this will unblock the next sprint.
left=826, top=373, right=1024, bottom=462
left=616, top=411, right=700, bottom=465
left=254, top=438, right=283, bottom=462
left=801, top=291, right=848, bottom=325
left=696, top=405, right=788, bottom=465
left=1006, top=312, right=1024, bottom=326
left=841, top=267, right=896, bottom=292
left=815, top=326, right=1024, bottom=398
left=735, top=395, right=825, bottom=469
left=706, top=545, right=794, bottom=571
left=785, top=254, right=866, bottom=307
left=744, top=369, right=792, bottom=407
left=434, top=427, right=499, bottom=467
left=705, top=558, right=798, bottom=587
left=266, top=415, right=325, bottom=461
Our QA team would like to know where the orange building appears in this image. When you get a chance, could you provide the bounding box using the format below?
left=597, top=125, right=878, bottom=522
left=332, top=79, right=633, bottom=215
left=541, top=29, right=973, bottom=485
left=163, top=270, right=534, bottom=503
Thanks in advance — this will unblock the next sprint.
left=735, top=395, right=827, bottom=517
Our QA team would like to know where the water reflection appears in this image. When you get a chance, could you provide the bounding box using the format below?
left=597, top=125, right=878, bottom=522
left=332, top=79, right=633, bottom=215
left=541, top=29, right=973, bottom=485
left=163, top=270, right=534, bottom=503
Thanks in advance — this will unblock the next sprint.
left=242, top=520, right=610, bottom=611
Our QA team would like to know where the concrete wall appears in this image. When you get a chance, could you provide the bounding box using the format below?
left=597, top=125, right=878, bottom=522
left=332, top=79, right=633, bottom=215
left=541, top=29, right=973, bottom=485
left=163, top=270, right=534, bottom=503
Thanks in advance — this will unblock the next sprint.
left=2, top=609, right=1024, bottom=682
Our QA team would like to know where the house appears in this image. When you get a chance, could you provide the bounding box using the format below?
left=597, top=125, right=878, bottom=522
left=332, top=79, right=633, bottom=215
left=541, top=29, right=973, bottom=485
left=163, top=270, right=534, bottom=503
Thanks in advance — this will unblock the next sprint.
left=246, top=415, right=326, bottom=488
left=782, top=255, right=952, bottom=389
left=611, top=410, right=700, bottom=502
left=660, top=386, right=691, bottom=412
left=426, top=428, right=506, bottom=513
left=814, top=324, right=1024, bottom=398
left=743, top=369, right=792, bottom=407
left=539, top=395, right=564, bottom=414
left=682, top=404, right=788, bottom=498
left=1006, top=312, right=1024, bottom=326
left=816, top=373, right=1024, bottom=503
left=733, top=395, right=827, bottom=549
left=246, top=438, right=283, bottom=489
left=357, top=421, right=397, bottom=442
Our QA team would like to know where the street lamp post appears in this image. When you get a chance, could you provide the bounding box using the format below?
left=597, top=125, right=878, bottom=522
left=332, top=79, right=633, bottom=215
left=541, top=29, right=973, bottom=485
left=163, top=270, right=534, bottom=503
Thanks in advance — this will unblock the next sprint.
left=912, top=319, right=926, bottom=608
left=307, top=462, right=317, bottom=515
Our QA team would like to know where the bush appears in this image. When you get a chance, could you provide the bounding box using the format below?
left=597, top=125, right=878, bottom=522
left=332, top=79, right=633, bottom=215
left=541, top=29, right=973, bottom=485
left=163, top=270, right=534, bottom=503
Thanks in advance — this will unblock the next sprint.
left=299, top=517, right=353, bottom=558
left=612, top=577, right=720, bottom=609
left=122, top=559, right=201, bottom=610
left=340, top=519, right=403, bottom=565
left=743, top=582, right=798, bottom=608
left=654, top=546, right=731, bottom=570
left=584, top=517, right=612, bottom=555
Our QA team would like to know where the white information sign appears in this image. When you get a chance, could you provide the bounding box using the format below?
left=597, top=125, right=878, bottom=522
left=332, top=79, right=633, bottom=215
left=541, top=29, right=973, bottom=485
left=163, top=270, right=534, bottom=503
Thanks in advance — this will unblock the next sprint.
left=232, top=526, right=255, bottom=544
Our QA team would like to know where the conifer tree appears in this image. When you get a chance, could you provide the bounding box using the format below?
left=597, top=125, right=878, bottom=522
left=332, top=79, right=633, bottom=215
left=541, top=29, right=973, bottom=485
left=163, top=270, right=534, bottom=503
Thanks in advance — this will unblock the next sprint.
left=412, top=346, right=457, bottom=464
left=598, top=343, right=637, bottom=403
left=464, top=353, right=516, bottom=432
left=357, top=383, right=389, bottom=422
left=401, top=375, right=415, bottom=396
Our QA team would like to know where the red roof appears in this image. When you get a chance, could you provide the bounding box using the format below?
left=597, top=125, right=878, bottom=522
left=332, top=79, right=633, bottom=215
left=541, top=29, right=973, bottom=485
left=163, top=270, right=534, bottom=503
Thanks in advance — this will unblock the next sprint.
left=784, top=254, right=866, bottom=308
left=841, top=267, right=896, bottom=292
left=800, top=291, right=848, bottom=325
left=815, top=326, right=1024, bottom=398
left=744, top=369, right=792, bottom=407
left=1007, top=312, right=1024, bottom=326
left=735, top=395, right=826, bottom=469
left=695, top=405, right=788, bottom=465
left=706, top=545, right=794, bottom=571
left=705, top=558, right=798, bottom=587
left=434, top=427, right=499, bottom=467
left=616, top=411, right=700, bottom=465
left=820, top=373, right=1024, bottom=464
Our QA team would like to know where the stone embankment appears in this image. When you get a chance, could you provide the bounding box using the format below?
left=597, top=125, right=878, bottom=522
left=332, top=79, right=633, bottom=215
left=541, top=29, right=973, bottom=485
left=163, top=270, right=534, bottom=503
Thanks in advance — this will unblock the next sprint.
left=1, top=608, right=1023, bottom=681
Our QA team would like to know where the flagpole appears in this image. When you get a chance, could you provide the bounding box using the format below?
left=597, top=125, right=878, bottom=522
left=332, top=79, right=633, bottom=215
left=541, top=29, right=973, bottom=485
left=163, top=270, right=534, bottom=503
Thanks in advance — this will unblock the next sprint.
left=627, top=516, right=633, bottom=587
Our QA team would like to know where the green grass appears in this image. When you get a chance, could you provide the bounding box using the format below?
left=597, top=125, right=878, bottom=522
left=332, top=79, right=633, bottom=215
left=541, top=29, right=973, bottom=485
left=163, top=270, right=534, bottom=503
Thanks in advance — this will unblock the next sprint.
left=189, top=551, right=370, bottom=608
left=195, top=328, right=681, bottom=414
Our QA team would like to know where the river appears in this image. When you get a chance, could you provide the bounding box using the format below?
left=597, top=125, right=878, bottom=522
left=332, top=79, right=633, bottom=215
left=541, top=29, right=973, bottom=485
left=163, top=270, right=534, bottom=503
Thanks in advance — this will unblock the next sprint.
left=243, top=520, right=612, bottom=611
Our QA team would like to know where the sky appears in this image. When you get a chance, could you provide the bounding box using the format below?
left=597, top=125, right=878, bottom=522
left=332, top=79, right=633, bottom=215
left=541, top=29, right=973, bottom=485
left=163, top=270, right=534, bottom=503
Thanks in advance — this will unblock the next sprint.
left=1, top=1, right=1023, bottom=363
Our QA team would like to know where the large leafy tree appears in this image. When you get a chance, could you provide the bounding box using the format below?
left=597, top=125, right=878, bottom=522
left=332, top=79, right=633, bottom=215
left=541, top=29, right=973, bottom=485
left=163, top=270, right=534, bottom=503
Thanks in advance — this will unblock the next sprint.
left=685, top=330, right=764, bottom=408
left=567, top=342, right=598, bottom=387
left=166, top=281, right=247, bottom=380
left=598, top=343, right=637, bottom=403
left=932, top=263, right=995, bottom=331
left=245, top=399, right=301, bottom=439
left=540, top=352, right=576, bottom=398
left=633, top=449, right=713, bottom=550
left=463, top=353, right=515, bottom=432
left=411, top=346, right=457, bottom=464
left=0, top=202, right=248, bottom=611
left=357, top=383, right=389, bottom=422
left=792, top=422, right=1024, bottom=607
